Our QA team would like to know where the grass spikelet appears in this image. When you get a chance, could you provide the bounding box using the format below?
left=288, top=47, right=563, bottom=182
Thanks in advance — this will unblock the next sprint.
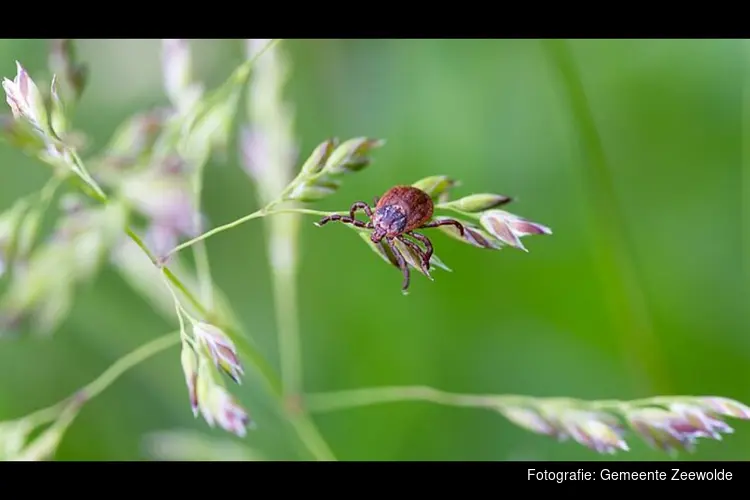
left=357, top=230, right=452, bottom=281
left=281, top=137, right=385, bottom=203
left=495, top=395, right=750, bottom=456
left=434, top=216, right=502, bottom=249
left=412, top=175, right=459, bottom=202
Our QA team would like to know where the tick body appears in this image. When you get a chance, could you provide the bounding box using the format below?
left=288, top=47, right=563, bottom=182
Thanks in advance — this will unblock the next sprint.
left=371, top=186, right=433, bottom=242
left=316, top=185, right=466, bottom=293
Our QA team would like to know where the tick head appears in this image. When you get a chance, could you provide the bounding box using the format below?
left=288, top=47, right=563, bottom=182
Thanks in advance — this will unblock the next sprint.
left=371, top=204, right=406, bottom=241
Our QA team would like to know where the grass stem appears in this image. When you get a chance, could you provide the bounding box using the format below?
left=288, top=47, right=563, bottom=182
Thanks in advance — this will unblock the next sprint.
left=80, top=332, right=181, bottom=401
left=304, top=385, right=704, bottom=416
left=165, top=206, right=340, bottom=257
left=543, top=39, right=667, bottom=395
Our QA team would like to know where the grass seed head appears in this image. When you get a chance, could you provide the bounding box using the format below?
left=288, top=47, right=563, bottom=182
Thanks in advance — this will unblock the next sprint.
left=284, top=138, right=384, bottom=203
left=439, top=193, right=513, bottom=213
left=2, top=61, right=51, bottom=137
left=411, top=175, right=459, bottom=202
left=699, top=396, right=750, bottom=420
left=180, top=341, right=200, bottom=416
left=194, top=357, right=253, bottom=437
left=192, top=321, right=244, bottom=384
left=322, top=137, right=385, bottom=175
left=300, top=138, right=338, bottom=176
left=479, top=209, right=552, bottom=252
left=435, top=216, right=502, bottom=249
left=494, top=395, right=750, bottom=456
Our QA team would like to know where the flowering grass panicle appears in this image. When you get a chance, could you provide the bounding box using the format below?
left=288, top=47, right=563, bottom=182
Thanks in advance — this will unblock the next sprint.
left=281, top=137, right=386, bottom=203
left=422, top=177, right=553, bottom=251
left=496, top=395, right=750, bottom=455
left=0, top=39, right=748, bottom=461
left=161, top=39, right=203, bottom=114
left=318, top=173, right=551, bottom=289
left=0, top=195, right=126, bottom=336
left=304, top=386, right=750, bottom=457
left=180, top=339, right=200, bottom=416
left=0, top=195, right=34, bottom=280
left=193, top=354, right=253, bottom=437
left=3, top=61, right=51, bottom=136
left=0, top=388, right=86, bottom=461
left=192, top=321, right=244, bottom=384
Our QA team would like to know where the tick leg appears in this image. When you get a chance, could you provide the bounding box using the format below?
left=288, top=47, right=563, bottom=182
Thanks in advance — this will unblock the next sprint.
left=349, top=201, right=373, bottom=220
left=421, top=218, right=465, bottom=237
left=398, top=236, right=430, bottom=276
left=316, top=214, right=370, bottom=229
left=385, top=238, right=410, bottom=293
left=407, top=231, right=433, bottom=269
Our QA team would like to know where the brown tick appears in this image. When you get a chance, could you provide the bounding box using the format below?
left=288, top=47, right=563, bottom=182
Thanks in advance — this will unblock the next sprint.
left=316, top=185, right=465, bottom=292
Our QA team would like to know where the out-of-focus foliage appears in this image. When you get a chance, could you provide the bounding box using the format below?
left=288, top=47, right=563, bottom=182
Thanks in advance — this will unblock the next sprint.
left=0, top=39, right=748, bottom=460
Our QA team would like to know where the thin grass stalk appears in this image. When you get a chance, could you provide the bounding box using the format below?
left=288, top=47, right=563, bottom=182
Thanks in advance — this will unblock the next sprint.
left=742, top=41, right=750, bottom=304
left=0, top=331, right=179, bottom=460
left=543, top=40, right=668, bottom=394
left=242, top=39, right=335, bottom=461
left=244, top=39, right=302, bottom=397
left=192, top=176, right=214, bottom=310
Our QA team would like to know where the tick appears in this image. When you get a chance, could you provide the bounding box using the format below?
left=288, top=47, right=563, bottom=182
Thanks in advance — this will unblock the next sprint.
left=316, top=185, right=466, bottom=292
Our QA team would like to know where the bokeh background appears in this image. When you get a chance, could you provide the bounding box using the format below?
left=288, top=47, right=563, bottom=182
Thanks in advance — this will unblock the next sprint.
left=0, top=38, right=748, bottom=461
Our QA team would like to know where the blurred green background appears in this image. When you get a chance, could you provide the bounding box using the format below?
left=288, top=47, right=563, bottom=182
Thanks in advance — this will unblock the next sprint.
left=0, top=38, right=748, bottom=461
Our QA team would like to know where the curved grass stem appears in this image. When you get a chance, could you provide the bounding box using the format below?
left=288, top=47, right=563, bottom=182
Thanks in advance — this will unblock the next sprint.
left=542, top=39, right=667, bottom=395
left=305, top=386, right=526, bottom=413
left=126, top=201, right=335, bottom=461
left=165, top=206, right=343, bottom=257
left=303, top=386, right=704, bottom=416
left=288, top=414, right=336, bottom=461
left=265, top=219, right=337, bottom=461
left=80, top=332, right=181, bottom=402
left=63, top=133, right=331, bottom=461
left=192, top=174, right=214, bottom=310
left=241, top=35, right=336, bottom=460
left=273, top=266, right=302, bottom=397
left=19, top=332, right=180, bottom=438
